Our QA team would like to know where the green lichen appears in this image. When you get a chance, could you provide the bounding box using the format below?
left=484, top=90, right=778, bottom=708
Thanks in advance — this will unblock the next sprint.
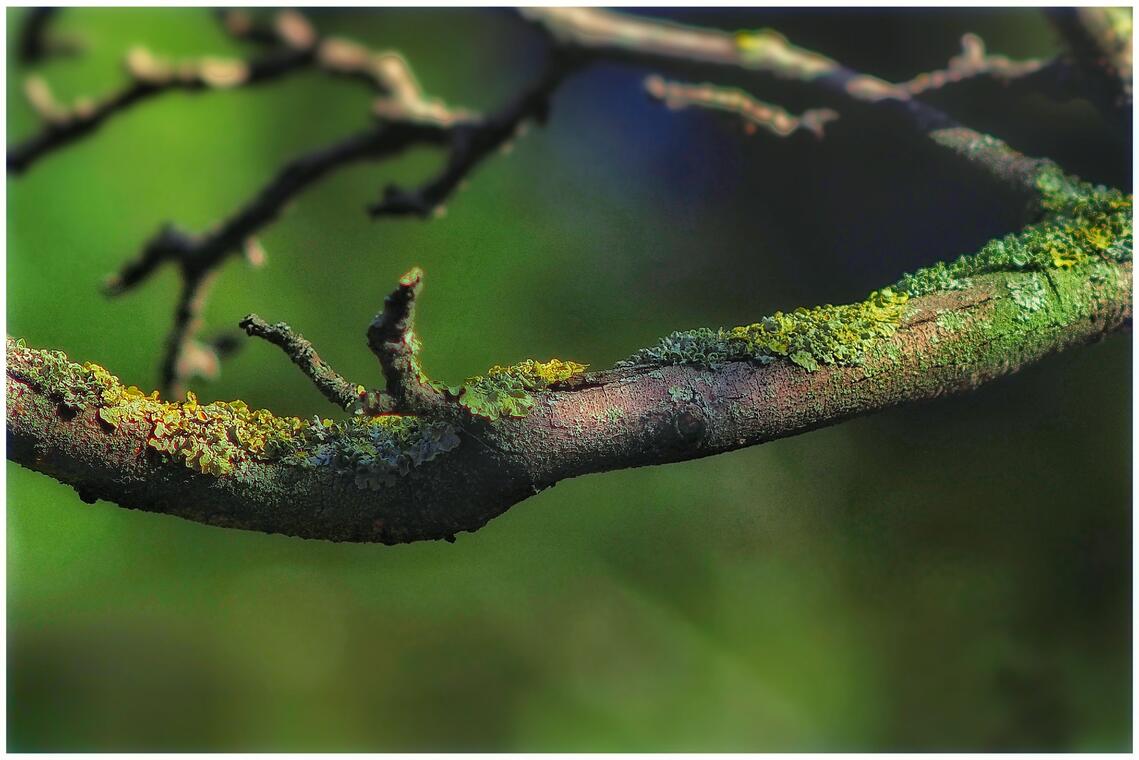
left=616, top=169, right=1129, bottom=375
left=7, top=339, right=461, bottom=488
left=300, top=415, right=461, bottom=491
left=935, top=309, right=968, bottom=333
left=1007, top=276, right=1048, bottom=320
left=451, top=358, right=587, bottom=421
left=619, top=288, right=909, bottom=372
left=895, top=171, right=1131, bottom=300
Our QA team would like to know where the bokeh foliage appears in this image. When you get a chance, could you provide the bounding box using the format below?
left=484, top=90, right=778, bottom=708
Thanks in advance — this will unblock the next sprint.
left=7, top=8, right=1131, bottom=751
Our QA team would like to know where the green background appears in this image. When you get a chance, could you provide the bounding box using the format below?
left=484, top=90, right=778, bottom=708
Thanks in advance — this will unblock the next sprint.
left=7, top=8, right=1131, bottom=751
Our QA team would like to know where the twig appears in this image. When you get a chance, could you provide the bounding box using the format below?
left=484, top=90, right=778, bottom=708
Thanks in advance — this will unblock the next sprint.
left=898, top=33, right=1048, bottom=95
left=365, top=268, right=448, bottom=415
left=7, top=10, right=462, bottom=175
left=107, top=122, right=451, bottom=395
left=370, top=51, right=580, bottom=218
left=239, top=315, right=362, bottom=410
left=17, top=8, right=81, bottom=64
left=644, top=75, right=838, bottom=138
left=524, top=8, right=1063, bottom=198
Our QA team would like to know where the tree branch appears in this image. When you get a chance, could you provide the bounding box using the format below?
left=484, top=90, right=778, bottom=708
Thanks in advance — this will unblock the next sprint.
left=524, top=7, right=1071, bottom=199
left=364, top=268, right=448, bottom=415
left=8, top=172, right=1132, bottom=543
left=644, top=75, right=838, bottom=138
left=369, top=51, right=579, bottom=218
left=239, top=315, right=362, bottom=411
left=104, top=123, right=450, bottom=397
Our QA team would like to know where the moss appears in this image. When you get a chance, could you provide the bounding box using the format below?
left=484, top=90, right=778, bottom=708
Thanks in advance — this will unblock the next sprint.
left=619, top=288, right=909, bottom=372
left=451, top=358, right=587, bottom=421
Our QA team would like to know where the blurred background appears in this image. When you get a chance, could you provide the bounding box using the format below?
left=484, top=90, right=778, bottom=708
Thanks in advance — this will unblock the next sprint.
left=6, top=7, right=1131, bottom=751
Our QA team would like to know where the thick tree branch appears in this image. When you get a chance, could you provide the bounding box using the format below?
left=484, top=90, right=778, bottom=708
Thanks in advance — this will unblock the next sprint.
left=8, top=174, right=1132, bottom=543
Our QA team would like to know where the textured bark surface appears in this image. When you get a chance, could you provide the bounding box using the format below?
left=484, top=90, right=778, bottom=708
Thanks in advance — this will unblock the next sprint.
left=7, top=260, right=1131, bottom=544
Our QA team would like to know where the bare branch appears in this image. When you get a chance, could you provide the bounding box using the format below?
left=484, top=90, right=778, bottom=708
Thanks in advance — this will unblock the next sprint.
left=17, top=8, right=81, bottom=64
left=7, top=9, right=463, bottom=175
left=644, top=75, right=838, bottom=138
left=898, top=33, right=1048, bottom=96
left=524, top=8, right=1063, bottom=199
left=8, top=45, right=315, bottom=175
left=370, top=52, right=579, bottom=218
left=239, top=315, right=362, bottom=411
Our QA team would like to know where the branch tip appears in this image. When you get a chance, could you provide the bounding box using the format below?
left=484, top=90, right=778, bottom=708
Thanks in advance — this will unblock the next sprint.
left=366, top=268, right=446, bottom=415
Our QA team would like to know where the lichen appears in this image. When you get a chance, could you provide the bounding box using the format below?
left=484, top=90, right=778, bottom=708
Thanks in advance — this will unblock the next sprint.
left=616, top=168, right=1130, bottom=375
left=6, top=339, right=462, bottom=488
left=451, top=358, right=587, bottom=421
left=1007, top=276, right=1048, bottom=320
left=618, top=288, right=909, bottom=372
left=299, top=414, right=461, bottom=490
left=895, top=173, right=1131, bottom=298
left=935, top=310, right=968, bottom=333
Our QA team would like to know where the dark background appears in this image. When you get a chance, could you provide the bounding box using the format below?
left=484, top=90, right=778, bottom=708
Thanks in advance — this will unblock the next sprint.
left=6, top=7, right=1131, bottom=751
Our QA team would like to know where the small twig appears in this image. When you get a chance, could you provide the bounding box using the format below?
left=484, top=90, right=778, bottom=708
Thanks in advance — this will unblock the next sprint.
left=524, top=8, right=1060, bottom=199
left=160, top=272, right=215, bottom=400
left=8, top=45, right=316, bottom=174
left=8, top=10, right=462, bottom=176
left=107, top=123, right=450, bottom=395
left=644, top=75, right=839, bottom=138
left=897, top=34, right=1048, bottom=96
left=239, top=315, right=362, bottom=410
left=366, top=268, right=447, bottom=415
left=370, top=52, right=580, bottom=218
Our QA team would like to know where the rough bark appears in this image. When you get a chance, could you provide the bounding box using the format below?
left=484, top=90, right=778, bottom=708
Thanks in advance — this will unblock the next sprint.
left=8, top=257, right=1131, bottom=544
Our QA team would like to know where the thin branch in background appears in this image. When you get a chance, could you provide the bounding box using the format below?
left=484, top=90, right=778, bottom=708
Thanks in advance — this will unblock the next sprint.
left=644, top=75, right=839, bottom=138
left=107, top=123, right=451, bottom=395
left=369, top=52, right=581, bottom=218
left=17, top=8, right=82, bottom=64
left=898, top=33, right=1048, bottom=95
left=7, top=7, right=1123, bottom=401
left=7, top=9, right=463, bottom=175
left=528, top=7, right=1074, bottom=202
left=239, top=314, right=362, bottom=410
left=8, top=45, right=316, bottom=174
